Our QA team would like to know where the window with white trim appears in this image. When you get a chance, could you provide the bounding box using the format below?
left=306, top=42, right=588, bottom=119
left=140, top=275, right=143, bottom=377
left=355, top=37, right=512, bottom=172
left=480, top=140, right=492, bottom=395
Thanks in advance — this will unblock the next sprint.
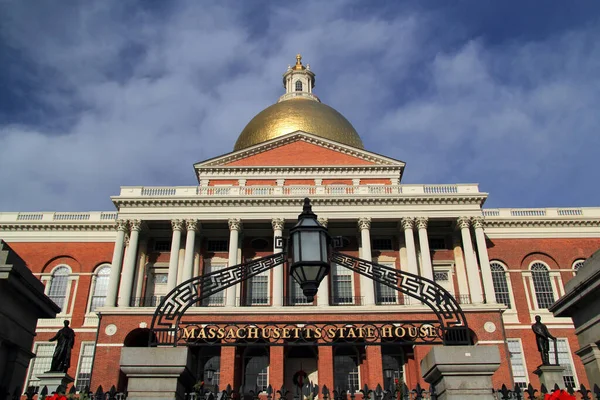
left=573, top=259, right=585, bottom=275
left=247, top=268, right=269, bottom=305
left=203, top=262, right=226, bottom=306
left=289, top=277, right=311, bottom=305
left=144, top=268, right=168, bottom=306
left=531, top=262, right=555, bottom=309
left=490, top=262, right=511, bottom=308
left=90, top=265, right=111, bottom=312
left=243, top=352, right=268, bottom=392
left=48, top=266, right=70, bottom=312
left=548, top=338, right=577, bottom=387
left=507, top=339, right=528, bottom=389
left=334, top=348, right=360, bottom=391
left=76, top=343, right=95, bottom=390
left=26, top=343, right=54, bottom=389
left=375, top=262, right=397, bottom=304
left=433, top=264, right=454, bottom=295
left=295, top=80, right=303, bottom=92
left=331, top=263, right=354, bottom=304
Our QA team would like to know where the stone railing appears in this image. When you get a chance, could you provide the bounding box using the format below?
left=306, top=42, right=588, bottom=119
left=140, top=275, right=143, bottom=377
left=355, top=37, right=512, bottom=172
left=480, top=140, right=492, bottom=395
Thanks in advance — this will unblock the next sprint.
left=118, top=183, right=481, bottom=197
left=0, top=211, right=118, bottom=223
left=482, top=208, right=600, bottom=218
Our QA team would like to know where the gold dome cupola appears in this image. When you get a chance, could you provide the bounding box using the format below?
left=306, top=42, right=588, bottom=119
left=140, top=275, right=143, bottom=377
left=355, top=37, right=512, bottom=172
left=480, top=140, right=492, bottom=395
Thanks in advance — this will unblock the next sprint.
left=278, top=54, right=319, bottom=103
left=233, top=55, right=364, bottom=151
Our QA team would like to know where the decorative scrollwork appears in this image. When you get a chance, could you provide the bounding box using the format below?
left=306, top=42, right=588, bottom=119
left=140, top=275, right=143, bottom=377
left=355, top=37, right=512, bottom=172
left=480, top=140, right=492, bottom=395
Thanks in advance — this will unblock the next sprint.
left=329, top=251, right=469, bottom=344
left=151, top=252, right=286, bottom=338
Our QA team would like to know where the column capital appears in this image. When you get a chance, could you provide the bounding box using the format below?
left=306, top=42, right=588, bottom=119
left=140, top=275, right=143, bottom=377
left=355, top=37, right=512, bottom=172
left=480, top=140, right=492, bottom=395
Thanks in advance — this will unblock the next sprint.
left=171, top=219, right=184, bottom=231
left=129, top=219, right=143, bottom=231
left=457, top=216, right=471, bottom=229
left=186, top=219, right=199, bottom=232
left=271, top=218, right=285, bottom=231
left=357, top=217, right=372, bottom=230
left=416, top=217, right=429, bottom=230
left=228, top=218, right=242, bottom=231
left=124, top=234, right=130, bottom=247
left=472, top=216, right=485, bottom=229
left=400, top=217, right=414, bottom=230
left=116, top=219, right=129, bottom=232
left=317, top=217, right=328, bottom=228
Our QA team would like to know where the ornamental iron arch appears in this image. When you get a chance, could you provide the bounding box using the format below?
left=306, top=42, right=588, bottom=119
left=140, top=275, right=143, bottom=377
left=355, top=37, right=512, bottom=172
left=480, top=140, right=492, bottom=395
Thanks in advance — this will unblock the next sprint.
left=149, top=252, right=470, bottom=346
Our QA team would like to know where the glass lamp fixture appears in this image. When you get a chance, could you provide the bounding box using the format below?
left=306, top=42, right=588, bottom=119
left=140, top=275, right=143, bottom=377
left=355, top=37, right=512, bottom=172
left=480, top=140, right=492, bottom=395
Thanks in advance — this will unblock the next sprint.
left=289, top=198, right=330, bottom=302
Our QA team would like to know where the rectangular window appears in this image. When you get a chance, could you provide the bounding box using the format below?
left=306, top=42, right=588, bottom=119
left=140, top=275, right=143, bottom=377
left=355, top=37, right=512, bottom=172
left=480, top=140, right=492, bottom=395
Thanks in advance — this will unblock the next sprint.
left=507, top=339, right=528, bottom=389
left=26, top=343, right=54, bottom=389
left=153, top=240, right=171, bottom=252
left=334, top=355, right=360, bottom=391
left=331, top=263, right=354, bottom=304
left=548, top=339, right=577, bottom=387
left=76, top=343, right=95, bottom=390
left=247, top=269, right=269, bottom=305
left=372, top=238, right=393, bottom=251
left=375, top=262, right=397, bottom=304
left=433, top=265, right=454, bottom=295
left=203, top=263, right=226, bottom=306
left=207, top=239, right=228, bottom=252
left=428, top=237, right=448, bottom=250
left=289, top=278, right=311, bottom=305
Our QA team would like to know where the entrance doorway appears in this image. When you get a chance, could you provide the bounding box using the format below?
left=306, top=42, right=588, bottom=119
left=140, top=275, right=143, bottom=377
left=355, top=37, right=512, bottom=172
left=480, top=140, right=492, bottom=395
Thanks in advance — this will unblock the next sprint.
left=284, top=346, right=318, bottom=392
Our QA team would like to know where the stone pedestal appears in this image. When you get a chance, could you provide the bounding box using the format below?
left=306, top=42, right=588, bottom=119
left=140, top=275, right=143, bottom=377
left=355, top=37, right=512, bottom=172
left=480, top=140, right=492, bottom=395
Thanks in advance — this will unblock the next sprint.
left=575, top=344, right=600, bottom=386
left=120, top=347, right=194, bottom=400
left=421, top=345, right=500, bottom=400
left=36, top=372, right=74, bottom=394
left=534, top=364, right=566, bottom=389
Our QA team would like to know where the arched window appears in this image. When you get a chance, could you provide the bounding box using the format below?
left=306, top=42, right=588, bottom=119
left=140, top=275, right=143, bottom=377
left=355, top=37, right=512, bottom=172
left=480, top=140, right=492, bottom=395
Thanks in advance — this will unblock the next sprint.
left=531, top=262, right=555, bottom=309
left=90, top=265, right=111, bottom=311
left=334, top=347, right=360, bottom=391
left=381, top=347, right=404, bottom=392
left=295, top=80, right=303, bottom=92
left=48, top=266, right=70, bottom=311
left=243, top=348, right=268, bottom=392
left=573, top=259, right=585, bottom=275
left=203, top=356, right=221, bottom=387
left=490, top=262, right=511, bottom=308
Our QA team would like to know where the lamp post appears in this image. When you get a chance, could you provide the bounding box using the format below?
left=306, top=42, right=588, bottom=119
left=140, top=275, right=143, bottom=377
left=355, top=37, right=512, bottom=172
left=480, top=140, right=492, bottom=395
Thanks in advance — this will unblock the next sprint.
left=288, top=198, right=331, bottom=302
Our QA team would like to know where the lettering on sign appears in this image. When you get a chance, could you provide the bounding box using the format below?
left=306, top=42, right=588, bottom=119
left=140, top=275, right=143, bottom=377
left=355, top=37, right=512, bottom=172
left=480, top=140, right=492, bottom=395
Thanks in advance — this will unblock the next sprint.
left=175, top=321, right=443, bottom=346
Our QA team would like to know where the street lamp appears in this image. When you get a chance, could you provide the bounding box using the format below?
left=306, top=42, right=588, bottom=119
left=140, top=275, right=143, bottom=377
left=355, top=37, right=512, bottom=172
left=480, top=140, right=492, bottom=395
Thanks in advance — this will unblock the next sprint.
left=289, top=198, right=330, bottom=302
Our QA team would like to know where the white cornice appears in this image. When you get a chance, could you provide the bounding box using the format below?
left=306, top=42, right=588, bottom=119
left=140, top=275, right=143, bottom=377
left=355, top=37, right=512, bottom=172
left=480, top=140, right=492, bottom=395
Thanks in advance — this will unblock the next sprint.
left=111, top=195, right=488, bottom=208
left=484, top=219, right=600, bottom=228
left=0, top=223, right=116, bottom=232
left=194, top=131, right=406, bottom=168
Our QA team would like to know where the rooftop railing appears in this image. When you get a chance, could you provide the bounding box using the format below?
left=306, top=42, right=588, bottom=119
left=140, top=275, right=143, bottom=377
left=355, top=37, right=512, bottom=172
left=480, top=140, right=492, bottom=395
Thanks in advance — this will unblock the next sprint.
left=0, top=211, right=117, bottom=223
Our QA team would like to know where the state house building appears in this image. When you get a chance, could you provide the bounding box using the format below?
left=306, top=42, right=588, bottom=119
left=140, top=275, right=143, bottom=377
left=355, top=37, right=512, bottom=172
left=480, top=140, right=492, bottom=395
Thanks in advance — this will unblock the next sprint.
left=2, top=55, right=599, bottom=393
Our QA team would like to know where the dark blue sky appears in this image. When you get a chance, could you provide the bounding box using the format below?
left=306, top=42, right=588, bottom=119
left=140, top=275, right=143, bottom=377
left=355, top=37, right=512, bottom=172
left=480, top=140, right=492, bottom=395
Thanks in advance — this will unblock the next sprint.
left=1, top=0, right=600, bottom=211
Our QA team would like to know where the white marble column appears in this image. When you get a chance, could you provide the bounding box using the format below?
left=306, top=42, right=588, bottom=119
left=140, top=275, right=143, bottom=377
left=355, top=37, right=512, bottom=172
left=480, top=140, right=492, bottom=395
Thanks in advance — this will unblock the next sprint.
left=358, top=217, right=376, bottom=306
left=401, top=218, right=419, bottom=276
left=416, top=217, right=434, bottom=281
left=457, top=217, right=484, bottom=304
left=317, top=217, right=330, bottom=306
left=472, top=217, right=497, bottom=304
left=182, top=219, right=198, bottom=283
left=167, top=219, right=184, bottom=292
left=106, top=219, right=128, bottom=307
left=272, top=218, right=285, bottom=307
left=226, top=218, right=241, bottom=307
left=119, top=219, right=142, bottom=307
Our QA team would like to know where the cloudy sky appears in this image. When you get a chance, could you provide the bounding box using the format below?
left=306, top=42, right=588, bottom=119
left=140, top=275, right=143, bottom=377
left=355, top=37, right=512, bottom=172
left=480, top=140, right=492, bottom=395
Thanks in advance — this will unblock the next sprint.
left=1, top=1, right=600, bottom=211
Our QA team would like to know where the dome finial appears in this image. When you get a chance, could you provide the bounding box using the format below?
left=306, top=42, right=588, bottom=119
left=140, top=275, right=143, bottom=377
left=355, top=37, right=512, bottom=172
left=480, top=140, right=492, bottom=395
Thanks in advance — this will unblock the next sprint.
left=296, top=53, right=302, bottom=65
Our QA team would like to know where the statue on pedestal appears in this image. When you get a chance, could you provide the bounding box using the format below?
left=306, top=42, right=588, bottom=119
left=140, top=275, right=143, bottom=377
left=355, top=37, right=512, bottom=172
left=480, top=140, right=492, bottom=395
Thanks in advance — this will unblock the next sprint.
left=48, top=320, right=76, bottom=373
left=532, top=315, right=557, bottom=365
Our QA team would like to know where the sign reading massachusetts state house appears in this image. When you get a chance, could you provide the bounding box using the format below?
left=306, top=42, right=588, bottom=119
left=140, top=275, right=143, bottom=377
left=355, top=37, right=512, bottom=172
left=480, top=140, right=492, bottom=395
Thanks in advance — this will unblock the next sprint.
left=174, top=321, right=443, bottom=346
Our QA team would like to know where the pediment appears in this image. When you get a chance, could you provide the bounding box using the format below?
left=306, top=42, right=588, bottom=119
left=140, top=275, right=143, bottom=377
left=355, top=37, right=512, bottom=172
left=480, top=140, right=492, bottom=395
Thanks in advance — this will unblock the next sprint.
left=194, top=131, right=405, bottom=168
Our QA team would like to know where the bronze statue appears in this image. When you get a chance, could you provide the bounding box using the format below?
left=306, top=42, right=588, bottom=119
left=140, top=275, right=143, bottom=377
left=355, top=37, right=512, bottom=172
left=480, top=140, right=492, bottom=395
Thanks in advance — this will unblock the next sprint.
left=48, top=320, right=76, bottom=373
left=532, top=315, right=557, bottom=365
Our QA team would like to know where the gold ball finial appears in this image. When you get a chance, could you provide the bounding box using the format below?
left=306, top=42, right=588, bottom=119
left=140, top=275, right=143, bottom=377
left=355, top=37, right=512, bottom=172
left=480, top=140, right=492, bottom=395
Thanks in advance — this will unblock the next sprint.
left=296, top=54, right=302, bottom=65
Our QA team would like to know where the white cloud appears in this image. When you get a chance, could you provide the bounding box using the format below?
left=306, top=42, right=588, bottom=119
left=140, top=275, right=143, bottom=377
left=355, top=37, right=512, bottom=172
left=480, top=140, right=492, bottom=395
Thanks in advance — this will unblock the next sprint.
left=0, top=2, right=598, bottom=210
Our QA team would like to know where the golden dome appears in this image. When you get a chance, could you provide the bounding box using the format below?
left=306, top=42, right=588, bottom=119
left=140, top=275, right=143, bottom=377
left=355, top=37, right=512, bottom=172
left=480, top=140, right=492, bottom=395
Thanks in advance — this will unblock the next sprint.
left=234, top=98, right=364, bottom=151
